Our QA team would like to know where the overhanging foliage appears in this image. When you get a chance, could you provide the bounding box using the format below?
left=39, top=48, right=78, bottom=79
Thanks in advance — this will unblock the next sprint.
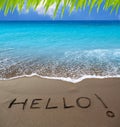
left=0, top=0, right=120, bottom=17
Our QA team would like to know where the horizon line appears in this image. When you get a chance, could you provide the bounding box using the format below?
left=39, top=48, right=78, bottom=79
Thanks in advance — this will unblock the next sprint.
left=0, top=20, right=120, bottom=22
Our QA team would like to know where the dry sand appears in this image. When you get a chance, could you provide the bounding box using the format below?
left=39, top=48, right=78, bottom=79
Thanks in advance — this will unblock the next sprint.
left=0, top=77, right=120, bottom=127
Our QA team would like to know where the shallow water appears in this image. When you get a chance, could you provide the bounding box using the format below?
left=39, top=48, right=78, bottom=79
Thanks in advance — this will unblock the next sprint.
left=0, top=21, right=120, bottom=82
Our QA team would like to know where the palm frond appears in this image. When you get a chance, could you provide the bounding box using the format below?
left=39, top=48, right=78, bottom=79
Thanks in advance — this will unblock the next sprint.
left=0, top=0, right=120, bottom=17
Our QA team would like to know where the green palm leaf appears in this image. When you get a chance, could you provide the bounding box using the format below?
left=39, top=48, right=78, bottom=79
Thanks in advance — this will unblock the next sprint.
left=0, top=0, right=120, bottom=16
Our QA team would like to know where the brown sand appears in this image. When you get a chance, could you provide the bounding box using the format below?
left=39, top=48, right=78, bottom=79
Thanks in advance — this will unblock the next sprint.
left=0, top=77, right=120, bottom=127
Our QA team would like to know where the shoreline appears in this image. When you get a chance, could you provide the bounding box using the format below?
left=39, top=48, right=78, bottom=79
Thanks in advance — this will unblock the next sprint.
left=1, top=74, right=120, bottom=83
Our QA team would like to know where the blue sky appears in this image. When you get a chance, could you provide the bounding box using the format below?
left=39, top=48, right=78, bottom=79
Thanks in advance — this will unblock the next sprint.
left=0, top=4, right=120, bottom=21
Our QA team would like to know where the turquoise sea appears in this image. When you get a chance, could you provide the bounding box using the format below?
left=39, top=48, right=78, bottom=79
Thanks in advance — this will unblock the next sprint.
left=0, top=21, right=120, bottom=82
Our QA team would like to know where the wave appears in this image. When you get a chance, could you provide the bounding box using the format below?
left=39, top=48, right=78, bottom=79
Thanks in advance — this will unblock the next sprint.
left=0, top=48, right=120, bottom=83
left=0, top=73, right=120, bottom=83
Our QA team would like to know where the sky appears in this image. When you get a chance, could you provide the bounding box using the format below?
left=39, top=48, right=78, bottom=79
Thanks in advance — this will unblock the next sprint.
left=0, top=4, right=120, bottom=21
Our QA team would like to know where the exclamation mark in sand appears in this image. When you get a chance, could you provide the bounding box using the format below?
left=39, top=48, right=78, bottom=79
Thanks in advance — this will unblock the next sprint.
left=94, top=94, right=115, bottom=118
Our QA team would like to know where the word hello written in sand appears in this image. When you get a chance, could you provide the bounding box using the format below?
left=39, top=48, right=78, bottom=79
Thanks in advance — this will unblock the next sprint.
left=8, top=94, right=115, bottom=118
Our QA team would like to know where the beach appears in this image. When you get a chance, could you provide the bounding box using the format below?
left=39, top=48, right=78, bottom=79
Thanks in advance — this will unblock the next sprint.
left=0, top=21, right=120, bottom=80
left=0, top=21, right=120, bottom=127
left=0, top=77, right=120, bottom=127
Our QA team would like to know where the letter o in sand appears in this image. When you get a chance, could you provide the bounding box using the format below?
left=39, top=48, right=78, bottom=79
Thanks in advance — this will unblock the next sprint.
left=76, top=97, right=91, bottom=108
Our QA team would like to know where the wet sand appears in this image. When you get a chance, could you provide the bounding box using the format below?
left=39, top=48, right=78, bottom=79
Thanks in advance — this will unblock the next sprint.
left=0, top=77, right=120, bottom=127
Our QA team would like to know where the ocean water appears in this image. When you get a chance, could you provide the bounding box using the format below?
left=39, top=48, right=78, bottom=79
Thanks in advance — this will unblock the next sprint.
left=0, top=21, right=120, bottom=83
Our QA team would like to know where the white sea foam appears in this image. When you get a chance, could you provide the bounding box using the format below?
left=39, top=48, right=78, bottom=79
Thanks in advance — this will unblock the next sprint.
left=1, top=49, right=120, bottom=83
left=0, top=73, right=120, bottom=83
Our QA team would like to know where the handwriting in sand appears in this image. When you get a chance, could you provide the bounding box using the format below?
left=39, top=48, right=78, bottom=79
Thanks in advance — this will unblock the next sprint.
left=8, top=94, right=115, bottom=118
